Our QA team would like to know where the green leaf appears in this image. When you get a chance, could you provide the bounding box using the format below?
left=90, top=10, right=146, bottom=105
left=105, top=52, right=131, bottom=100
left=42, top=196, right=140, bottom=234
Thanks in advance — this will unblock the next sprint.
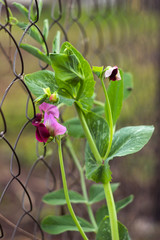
left=108, top=125, right=154, bottom=161
left=106, top=69, right=124, bottom=126
left=43, top=19, right=49, bottom=41
left=85, top=112, right=111, bottom=183
left=92, top=66, right=104, bottom=78
left=116, top=195, right=134, bottom=213
left=20, top=43, right=51, bottom=65
left=52, top=31, right=61, bottom=53
left=88, top=183, right=119, bottom=204
left=24, top=70, right=57, bottom=96
left=24, top=70, right=74, bottom=106
left=64, top=117, right=85, bottom=138
left=17, top=22, right=42, bottom=44
left=64, top=105, right=105, bottom=138
left=96, top=195, right=134, bottom=225
left=50, top=42, right=95, bottom=112
left=38, top=0, right=43, bottom=18
left=42, top=189, right=86, bottom=205
left=41, top=215, right=95, bottom=234
left=123, top=72, right=133, bottom=100
left=13, top=2, right=28, bottom=19
left=50, top=52, right=82, bottom=97
left=96, top=216, right=130, bottom=240
left=92, top=105, right=104, bottom=115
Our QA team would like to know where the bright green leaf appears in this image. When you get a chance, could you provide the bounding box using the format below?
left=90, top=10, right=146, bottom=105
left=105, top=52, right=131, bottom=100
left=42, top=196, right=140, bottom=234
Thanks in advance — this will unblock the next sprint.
left=106, top=69, right=123, bottom=126
left=24, top=70, right=74, bottom=106
left=88, top=183, right=119, bottom=204
left=108, top=125, right=154, bottom=161
left=85, top=112, right=111, bottom=183
left=38, top=0, right=43, bottom=18
left=42, top=189, right=86, bottom=205
left=13, top=2, right=28, bottom=19
left=123, top=72, right=133, bottom=100
left=41, top=215, right=95, bottom=234
left=20, top=43, right=51, bottom=65
left=17, top=22, right=43, bottom=44
left=64, top=117, right=85, bottom=138
left=92, top=66, right=104, bottom=78
left=96, top=216, right=130, bottom=240
left=50, top=42, right=95, bottom=112
left=116, top=195, right=134, bottom=213
left=43, top=19, right=49, bottom=41
left=92, top=105, right=105, bottom=115
left=52, top=31, right=61, bottom=53
left=96, top=195, right=134, bottom=225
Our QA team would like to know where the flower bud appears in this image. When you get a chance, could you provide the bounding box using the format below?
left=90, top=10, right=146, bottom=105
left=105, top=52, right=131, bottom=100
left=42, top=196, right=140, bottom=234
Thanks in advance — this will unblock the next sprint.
left=43, top=87, right=51, bottom=97
left=34, top=94, right=48, bottom=104
left=49, top=92, right=59, bottom=103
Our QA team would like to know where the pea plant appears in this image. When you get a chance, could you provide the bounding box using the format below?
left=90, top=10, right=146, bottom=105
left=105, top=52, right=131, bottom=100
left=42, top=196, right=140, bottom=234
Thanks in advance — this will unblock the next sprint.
left=10, top=2, right=154, bottom=239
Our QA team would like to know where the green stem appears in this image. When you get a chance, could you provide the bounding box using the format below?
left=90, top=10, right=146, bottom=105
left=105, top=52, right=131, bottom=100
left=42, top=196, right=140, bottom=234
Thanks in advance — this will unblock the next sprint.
left=66, top=138, right=98, bottom=231
left=93, top=100, right=105, bottom=107
left=100, top=77, right=113, bottom=160
left=103, top=182, right=119, bottom=240
left=75, top=104, right=102, bottom=164
left=57, top=138, right=89, bottom=240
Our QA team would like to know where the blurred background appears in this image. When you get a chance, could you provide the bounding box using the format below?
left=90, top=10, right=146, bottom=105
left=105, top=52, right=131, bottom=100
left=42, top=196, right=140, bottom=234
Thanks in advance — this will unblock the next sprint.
left=0, top=0, right=160, bottom=239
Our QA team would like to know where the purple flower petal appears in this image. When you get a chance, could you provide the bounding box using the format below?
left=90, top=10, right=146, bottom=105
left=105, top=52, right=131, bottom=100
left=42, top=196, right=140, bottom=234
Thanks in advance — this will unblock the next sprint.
left=39, top=102, right=59, bottom=118
left=105, top=67, right=113, bottom=78
left=35, top=123, right=50, bottom=142
left=44, top=113, right=66, bottom=137
left=51, top=120, right=67, bottom=136
left=105, top=66, right=121, bottom=81
left=32, top=113, right=42, bottom=126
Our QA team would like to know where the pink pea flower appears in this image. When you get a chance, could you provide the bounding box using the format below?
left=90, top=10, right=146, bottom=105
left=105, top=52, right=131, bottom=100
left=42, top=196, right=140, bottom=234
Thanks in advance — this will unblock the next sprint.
left=105, top=66, right=121, bottom=81
left=32, top=103, right=66, bottom=143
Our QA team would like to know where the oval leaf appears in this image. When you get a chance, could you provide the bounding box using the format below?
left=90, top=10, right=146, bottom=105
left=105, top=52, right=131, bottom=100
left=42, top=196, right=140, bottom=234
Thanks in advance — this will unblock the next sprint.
left=105, top=69, right=124, bottom=126
left=123, top=72, right=133, bottom=100
left=88, top=183, right=119, bottom=204
left=95, top=195, right=134, bottom=226
left=108, top=125, right=154, bottom=161
left=42, top=189, right=86, bottom=205
left=41, top=215, right=95, bottom=234
left=96, top=216, right=130, bottom=240
left=20, top=43, right=51, bottom=65
left=64, top=117, right=85, bottom=138
left=85, top=112, right=111, bottom=183
left=24, top=70, right=74, bottom=106
left=50, top=42, right=95, bottom=112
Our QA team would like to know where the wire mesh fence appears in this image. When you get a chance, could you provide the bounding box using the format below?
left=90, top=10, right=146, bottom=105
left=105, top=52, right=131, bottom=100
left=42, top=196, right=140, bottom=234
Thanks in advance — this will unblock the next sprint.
left=0, top=0, right=159, bottom=239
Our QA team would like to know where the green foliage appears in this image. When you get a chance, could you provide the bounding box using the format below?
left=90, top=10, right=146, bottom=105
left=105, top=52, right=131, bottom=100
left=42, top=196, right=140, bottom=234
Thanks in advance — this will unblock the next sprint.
left=24, top=70, right=74, bottom=106
left=17, top=22, right=43, bottom=43
left=106, top=69, right=124, bottom=125
left=64, top=117, right=85, bottom=138
left=20, top=43, right=51, bottom=64
left=108, top=125, right=154, bottom=161
left=96, top=216, right=130, bottom=240
left=42, top=189, right=86, bottom=205
left=95, top=195, right=134, bottom=225
left=13, top=2, right=29, bottom=18
left=42, top=19, right=49, bottom=41
left=88, top=183, right=119, bottom=204
left=11, top=6, right=155, bottom=237
left=92, top=66, right=104, bottom=78
left=41, top=215, right=95, bottom=234
left=85, top=112, right=112, bottom=183
left=50, top=42, right=95, bottom=112
left=52, top=31, right=61, bottom=53
left=123, top=72, right=133, bottom=100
